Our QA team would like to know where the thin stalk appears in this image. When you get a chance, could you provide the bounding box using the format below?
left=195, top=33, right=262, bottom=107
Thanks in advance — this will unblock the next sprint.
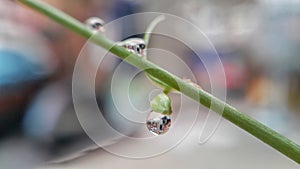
left=143, top=16, right=177, bottom=92
left=18, top=0, right=300, bottom=164
left=143, top=15, right=165, bottom=47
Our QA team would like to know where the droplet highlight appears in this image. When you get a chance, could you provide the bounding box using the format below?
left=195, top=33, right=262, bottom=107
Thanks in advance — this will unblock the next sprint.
left=118, top=38, right=146, bottom=57
left=146, top=111, right=171, bottom=135
left=85, top=17, right=105, bottom=32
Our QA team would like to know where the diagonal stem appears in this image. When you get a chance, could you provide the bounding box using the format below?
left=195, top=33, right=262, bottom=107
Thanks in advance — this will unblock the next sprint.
left=17, top=0, right=300, bottom=164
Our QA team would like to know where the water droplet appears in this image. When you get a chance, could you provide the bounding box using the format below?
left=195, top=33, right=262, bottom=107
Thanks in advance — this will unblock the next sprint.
left=146, top=111, right=171, bottom=135
left=118, top=38, right=146, bottom=57
left=85, top=17, right=105, bottom=32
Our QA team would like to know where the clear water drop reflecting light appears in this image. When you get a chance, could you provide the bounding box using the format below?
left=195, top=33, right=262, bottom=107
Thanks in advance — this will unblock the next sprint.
left=146, top=111, right=171, bottom=135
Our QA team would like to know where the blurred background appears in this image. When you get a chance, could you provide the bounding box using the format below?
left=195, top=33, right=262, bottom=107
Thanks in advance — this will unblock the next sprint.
left=0, top=0, right=300, bottom=168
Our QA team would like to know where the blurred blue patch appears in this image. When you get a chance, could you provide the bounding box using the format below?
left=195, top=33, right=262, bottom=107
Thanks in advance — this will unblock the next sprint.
left=0, top=49, right=47, bottom=89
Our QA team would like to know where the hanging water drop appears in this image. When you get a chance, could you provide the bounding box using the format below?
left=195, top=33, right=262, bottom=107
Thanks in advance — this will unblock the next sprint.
left=85, top=17, right=105, bottom=32
left=146, top=111, right=171, bottom=135
left=118, top=38, right=146, bottom=57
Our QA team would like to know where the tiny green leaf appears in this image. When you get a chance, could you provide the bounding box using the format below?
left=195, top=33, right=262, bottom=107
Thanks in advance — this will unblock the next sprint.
left=146, top=73, right=171, bottom=89
left=150, top=93, right=172, bottom=115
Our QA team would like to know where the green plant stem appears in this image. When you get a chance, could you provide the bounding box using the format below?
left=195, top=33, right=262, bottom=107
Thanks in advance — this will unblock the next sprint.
left=18, top=0, right=300, bottom=164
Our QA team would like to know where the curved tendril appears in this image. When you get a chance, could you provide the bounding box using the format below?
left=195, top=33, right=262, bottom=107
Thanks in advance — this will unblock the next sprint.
left=143, top=15, right=166, bottom=57
left=144, top=15, right=173, bottom=91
